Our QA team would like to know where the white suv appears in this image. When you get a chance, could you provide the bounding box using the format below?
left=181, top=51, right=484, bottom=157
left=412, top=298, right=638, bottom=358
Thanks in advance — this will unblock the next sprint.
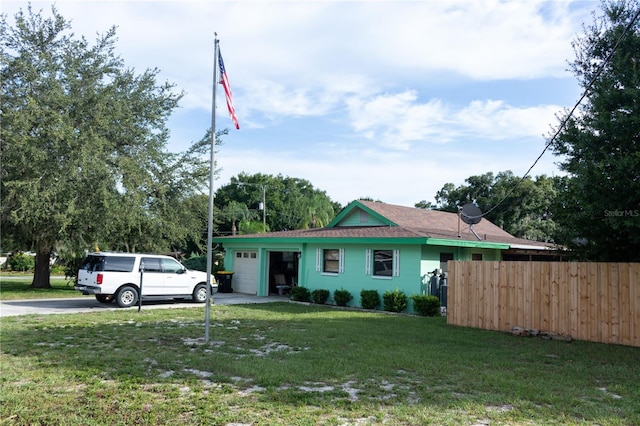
left=75, top=252, right=215, bottom=308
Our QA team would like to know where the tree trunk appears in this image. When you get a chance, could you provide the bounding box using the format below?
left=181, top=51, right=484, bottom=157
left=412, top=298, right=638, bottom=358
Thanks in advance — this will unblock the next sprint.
left=31, top=248, right=52, bottom=289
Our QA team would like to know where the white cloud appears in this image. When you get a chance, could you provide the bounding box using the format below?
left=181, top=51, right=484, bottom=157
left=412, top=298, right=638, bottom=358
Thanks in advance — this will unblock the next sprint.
left=345, top=92, right=448, bottom=149
left=366, top=0, right=582, bottom=79
left=3, top=0, right=594, bottom=207
left=344, top=93, right=564, bottom=151
left=10, top=1, right=589, bottom=105
left=455, top=101, right=562, bottom=140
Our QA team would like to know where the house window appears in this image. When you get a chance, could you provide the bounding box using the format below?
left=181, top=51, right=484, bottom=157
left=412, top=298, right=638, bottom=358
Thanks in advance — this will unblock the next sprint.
left=316, top=248, right=344, bottom=274
left=367, top=249, right=400, bottom=277
left=472, top=253, right=483, bottom=261
left=373, top=250, right=393, bottom=277
left=236, top=251, right=257, bottom=259
left=323, top=249, right=340, bottom=273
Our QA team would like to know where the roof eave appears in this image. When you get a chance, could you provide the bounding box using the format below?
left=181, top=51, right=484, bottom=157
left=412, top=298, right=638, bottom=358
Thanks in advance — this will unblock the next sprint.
left=509, top=243, right=556, bottom=251
left=213, top=236, right=428, bottom=245
left=214, top=235, right=511, bottom=249
left=425, top=238, right=511, bottom=249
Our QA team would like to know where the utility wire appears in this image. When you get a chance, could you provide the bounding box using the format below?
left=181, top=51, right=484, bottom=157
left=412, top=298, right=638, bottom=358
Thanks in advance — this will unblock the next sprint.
left=469, top=6, right=640, bottom=220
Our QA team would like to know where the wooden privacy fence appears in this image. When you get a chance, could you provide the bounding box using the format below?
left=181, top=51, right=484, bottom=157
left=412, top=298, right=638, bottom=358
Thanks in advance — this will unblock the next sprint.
left=447, top=261, right=640, bottom=347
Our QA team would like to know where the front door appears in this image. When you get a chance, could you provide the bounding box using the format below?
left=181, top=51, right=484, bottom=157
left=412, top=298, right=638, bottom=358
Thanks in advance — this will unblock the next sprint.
left=268, top=251, right=299, bottom=294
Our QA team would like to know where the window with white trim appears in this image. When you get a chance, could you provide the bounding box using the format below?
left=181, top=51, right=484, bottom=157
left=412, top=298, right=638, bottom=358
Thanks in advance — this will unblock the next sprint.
left=374, top=250, right=393, bottom=277
left=366, top=249, right=400, bottom=277
left=316, top=248, right=344, bottom=274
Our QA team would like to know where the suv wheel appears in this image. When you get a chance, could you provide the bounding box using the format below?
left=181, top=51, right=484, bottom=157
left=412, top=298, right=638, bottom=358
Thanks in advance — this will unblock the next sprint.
left=192, top=283, right=208, bottom=303
left=116, top=286, right=138, bottom=308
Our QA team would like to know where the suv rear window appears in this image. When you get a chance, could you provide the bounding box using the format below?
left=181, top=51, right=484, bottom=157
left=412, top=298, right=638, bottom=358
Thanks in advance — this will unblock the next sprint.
left=81, top=255, right=135, bottom=272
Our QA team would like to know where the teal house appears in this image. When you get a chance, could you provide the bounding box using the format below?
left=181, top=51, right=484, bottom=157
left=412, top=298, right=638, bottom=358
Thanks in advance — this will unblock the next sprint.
left=212, top=200, right=555, bottom=307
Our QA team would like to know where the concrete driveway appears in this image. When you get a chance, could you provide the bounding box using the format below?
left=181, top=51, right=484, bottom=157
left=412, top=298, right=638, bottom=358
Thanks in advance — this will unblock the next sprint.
left=0, top=293, right=286, bottom=317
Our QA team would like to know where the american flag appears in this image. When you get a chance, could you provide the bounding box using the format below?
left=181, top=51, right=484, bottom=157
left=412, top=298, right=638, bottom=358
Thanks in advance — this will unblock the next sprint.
left=218, top=49, right=240, bottom=130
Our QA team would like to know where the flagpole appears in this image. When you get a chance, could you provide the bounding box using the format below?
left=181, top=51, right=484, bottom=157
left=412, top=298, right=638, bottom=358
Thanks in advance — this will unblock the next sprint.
left=205, top=34, right=219, bottom=343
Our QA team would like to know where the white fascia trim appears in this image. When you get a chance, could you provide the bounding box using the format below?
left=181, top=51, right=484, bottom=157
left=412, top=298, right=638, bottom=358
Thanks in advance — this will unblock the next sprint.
left=509, top=244, right=553, bottom=251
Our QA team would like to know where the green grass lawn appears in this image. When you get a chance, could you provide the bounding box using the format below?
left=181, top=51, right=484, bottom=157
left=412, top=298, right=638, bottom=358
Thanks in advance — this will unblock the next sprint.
left=0, top=275, right=81, bottom=300
left=1, top=302, right=638, bottom=425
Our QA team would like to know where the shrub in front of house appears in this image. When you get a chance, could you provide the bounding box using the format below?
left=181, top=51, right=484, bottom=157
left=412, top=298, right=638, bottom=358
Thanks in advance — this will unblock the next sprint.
left=311, top=289, right=330, bottom=304
left=410, top=294, right=441, bottom=317
left=383, top=289, right=408, bottom=313
left=333, top=289, right=352, bottom=307
left=290, top=286, right=311, bottom=302
left=360, top=289, right=380, bottom=310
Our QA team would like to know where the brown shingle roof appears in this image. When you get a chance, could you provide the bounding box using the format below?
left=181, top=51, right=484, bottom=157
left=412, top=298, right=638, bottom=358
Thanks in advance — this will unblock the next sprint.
left=356, top=200, right=514, bottom=239
left=215, top=200, right=554, bottom=249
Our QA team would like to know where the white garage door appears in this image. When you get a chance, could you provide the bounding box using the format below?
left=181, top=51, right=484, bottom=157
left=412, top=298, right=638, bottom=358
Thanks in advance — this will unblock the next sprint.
left=233, top=251, right=258, bottom=294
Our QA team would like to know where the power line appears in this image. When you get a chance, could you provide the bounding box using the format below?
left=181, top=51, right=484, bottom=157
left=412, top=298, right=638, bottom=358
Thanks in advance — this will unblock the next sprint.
left=471, top=6, right=640, bottom=220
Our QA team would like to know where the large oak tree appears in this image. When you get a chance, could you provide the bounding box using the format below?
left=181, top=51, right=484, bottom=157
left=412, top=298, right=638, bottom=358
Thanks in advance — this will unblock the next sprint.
left=1, top=6, right=208, bottom=287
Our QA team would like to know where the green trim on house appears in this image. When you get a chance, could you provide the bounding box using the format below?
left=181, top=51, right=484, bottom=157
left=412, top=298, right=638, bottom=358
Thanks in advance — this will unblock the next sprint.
left=213, top=237, right=425, bottom=245
left=425, top=238, right=510, bottom=249
left=213, top=236, right=509, bottom=250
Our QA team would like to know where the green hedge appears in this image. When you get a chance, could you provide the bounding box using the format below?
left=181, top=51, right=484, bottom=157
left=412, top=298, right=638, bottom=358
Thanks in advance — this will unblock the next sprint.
left=311, top=289, right=330, bottom=304
left=383, top=289, right=408, bottom=313
left=333, top=289, right=352, bottom=307
left=290, top=286, right=311, bottom=302
left=360, top=289, right=380, bottom=309
left=410, top=294, right=441, bottom=317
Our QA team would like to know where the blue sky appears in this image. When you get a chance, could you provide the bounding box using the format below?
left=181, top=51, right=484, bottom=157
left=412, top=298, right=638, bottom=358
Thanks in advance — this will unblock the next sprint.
left=4, top=0, right=599, bottom=207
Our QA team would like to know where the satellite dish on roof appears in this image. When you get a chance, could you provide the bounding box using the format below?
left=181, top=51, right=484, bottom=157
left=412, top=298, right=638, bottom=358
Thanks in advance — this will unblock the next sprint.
left=458, top=203, right=483, bottom=240
left=460, top=203, right=482, bottom=225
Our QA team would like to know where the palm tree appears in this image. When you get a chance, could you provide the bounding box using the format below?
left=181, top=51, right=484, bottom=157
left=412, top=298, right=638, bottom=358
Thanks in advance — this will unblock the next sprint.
left=222, top=201, right=256, bottom=235
left=297, top=195, right=335, bottom=229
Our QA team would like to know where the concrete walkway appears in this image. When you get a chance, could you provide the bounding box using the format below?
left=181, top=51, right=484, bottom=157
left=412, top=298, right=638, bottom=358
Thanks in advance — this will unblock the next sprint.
left=0, top=292, right=288, bottom=317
